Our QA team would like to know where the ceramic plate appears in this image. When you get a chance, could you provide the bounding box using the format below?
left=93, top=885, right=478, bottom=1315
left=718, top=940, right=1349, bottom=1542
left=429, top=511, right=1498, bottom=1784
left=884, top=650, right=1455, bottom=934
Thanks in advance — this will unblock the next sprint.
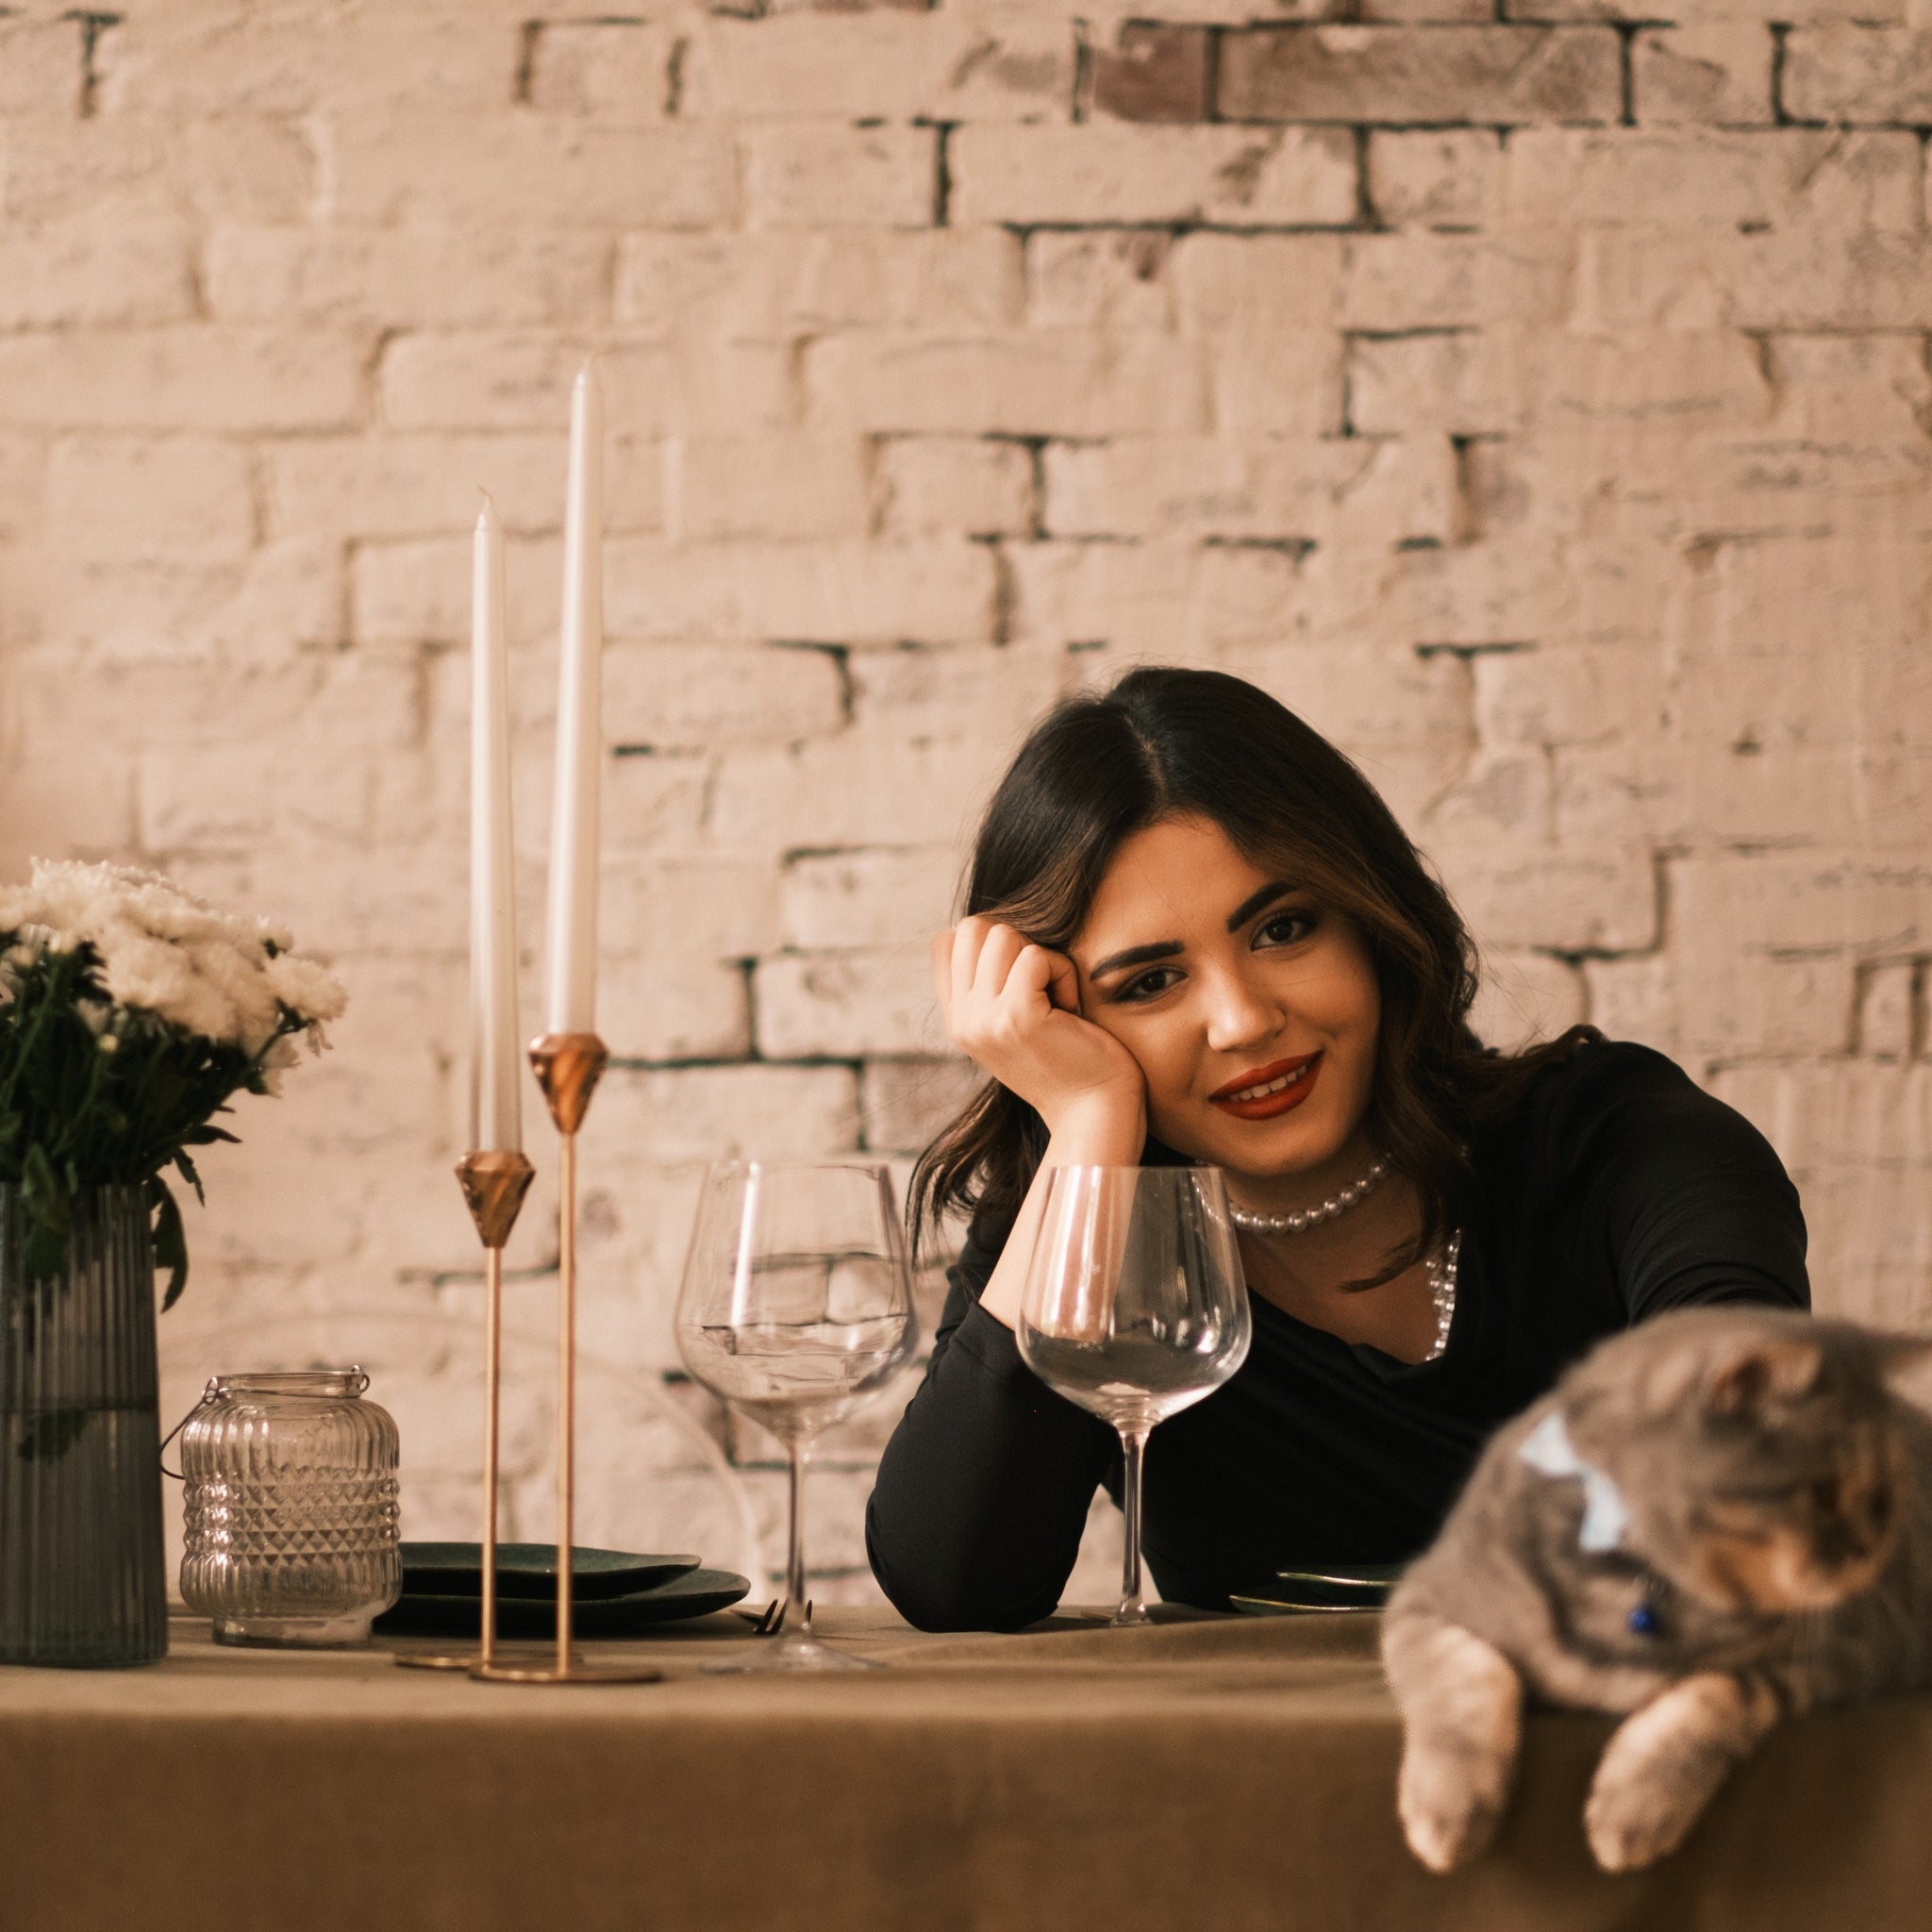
left=397, top=1542, right=702, bottom=1603
left=1230, top=1563, right=1405, bottom=1617
left=375, top=1566, right=751, bottom=1638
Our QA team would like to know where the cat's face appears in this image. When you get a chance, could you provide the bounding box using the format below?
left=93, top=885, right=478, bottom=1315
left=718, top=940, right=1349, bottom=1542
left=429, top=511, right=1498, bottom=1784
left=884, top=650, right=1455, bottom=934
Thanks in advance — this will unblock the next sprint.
left=1686, top=1388, right=1902, bottom=1614
left=1573, top=1316, right=1918, bottom=1620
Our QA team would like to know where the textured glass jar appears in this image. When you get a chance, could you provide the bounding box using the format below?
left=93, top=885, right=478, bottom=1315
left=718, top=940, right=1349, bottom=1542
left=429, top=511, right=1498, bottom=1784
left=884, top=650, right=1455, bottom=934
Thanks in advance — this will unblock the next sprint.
left=0, top=1184, right=167, bottom=1668
left=178, top=1368, right=401, bottom=1646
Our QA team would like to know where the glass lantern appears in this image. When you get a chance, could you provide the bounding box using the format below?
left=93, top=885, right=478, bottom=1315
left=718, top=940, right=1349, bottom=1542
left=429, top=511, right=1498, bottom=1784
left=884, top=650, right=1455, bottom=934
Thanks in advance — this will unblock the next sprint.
left=177, top=1367, right=401, bottom=1646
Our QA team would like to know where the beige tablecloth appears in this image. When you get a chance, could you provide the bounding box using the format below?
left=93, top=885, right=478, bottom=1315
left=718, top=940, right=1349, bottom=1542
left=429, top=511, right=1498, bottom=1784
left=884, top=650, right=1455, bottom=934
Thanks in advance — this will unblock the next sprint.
left=2, top=1606, right=1927, bottom=1932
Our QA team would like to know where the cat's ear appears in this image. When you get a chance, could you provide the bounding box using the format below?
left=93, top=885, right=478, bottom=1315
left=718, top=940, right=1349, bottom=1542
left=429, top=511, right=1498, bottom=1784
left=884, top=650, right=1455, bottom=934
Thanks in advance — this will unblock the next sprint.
left=1707, top=1336, right=1824, bottom=1418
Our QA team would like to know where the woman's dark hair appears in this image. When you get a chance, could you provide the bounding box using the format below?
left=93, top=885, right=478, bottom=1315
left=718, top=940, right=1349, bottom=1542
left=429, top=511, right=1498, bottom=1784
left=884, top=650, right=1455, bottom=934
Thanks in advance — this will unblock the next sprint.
left=909, top=665, right=1595, bottom=1282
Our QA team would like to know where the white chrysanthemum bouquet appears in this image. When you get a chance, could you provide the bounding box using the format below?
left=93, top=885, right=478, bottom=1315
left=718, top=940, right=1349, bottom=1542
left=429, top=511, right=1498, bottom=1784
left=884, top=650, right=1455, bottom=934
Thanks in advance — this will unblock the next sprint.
left=0, top=859, right=346, bottom=1304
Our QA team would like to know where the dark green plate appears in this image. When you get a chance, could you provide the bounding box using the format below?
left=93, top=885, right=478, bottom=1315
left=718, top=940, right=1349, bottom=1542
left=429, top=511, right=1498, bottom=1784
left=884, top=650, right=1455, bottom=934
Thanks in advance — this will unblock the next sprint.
left=375, top=1566, right=751, bottom=1638
left=398, top=1542, right=701, bottom=1603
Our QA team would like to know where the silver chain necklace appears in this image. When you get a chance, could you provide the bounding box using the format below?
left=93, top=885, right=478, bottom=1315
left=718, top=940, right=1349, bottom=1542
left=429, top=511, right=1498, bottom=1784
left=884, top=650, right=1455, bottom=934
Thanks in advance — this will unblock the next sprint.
left=1226, top=1157, right=1389, bottom=1235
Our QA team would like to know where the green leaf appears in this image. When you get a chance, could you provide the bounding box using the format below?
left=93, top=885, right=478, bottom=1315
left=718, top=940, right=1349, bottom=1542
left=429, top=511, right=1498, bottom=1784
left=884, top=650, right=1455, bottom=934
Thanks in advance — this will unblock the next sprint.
left=24, top=1224, right=65, bottom=1281
left=172, top=1148, right=206, bottom=1206
left=21, top=1141, right=69, bottom=1232
left=17, top=1409, right=90, bottom=1463
left=148, top=1174, right=188, bottom=1311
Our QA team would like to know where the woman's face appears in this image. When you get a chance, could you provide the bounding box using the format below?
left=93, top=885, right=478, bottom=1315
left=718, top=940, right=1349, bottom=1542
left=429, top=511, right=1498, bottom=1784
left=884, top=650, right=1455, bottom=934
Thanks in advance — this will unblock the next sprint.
left=1068, top=814, right=1381, bottom=1184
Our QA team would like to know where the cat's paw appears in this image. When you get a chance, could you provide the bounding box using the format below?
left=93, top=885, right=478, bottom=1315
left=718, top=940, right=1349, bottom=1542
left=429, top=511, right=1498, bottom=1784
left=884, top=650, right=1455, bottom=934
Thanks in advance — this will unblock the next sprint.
left=1583, top=1772, right=1701, bottom=1874
left=1399, top=1744, right=1510, bottom=1874
left=1584, top=1674, right=1768, bottom=1873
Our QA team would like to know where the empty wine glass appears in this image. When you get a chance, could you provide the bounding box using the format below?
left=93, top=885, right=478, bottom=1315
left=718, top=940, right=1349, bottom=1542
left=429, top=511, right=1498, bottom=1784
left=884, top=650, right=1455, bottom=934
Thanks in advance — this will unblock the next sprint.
left=675, top=1159, right=918, bottom=1671
left=1018, top=1165, right=1251, bottom=1626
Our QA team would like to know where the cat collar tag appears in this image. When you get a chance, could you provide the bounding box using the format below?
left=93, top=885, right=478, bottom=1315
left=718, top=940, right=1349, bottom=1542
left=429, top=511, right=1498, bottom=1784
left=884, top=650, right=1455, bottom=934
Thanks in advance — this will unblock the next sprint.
left=1517, top=1409, right=1631, bottom=1554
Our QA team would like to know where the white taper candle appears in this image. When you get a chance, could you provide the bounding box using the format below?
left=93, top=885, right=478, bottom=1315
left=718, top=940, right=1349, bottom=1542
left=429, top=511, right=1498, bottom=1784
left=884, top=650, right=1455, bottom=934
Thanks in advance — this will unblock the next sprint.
left=544, top=358, right=605, bottom=1036
left=470, top=491, right=523, bottom=1154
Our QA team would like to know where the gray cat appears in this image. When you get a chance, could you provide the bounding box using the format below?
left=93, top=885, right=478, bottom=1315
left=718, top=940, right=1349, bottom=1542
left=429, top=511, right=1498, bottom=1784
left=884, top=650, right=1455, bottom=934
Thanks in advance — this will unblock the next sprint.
left=1382, top=1307, right=1932, bottom=1874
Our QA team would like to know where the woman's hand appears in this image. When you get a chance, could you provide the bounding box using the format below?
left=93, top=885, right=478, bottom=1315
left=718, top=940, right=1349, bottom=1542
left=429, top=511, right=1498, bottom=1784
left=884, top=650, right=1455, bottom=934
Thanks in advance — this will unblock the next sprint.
left=933, top=917, right=1146, bottom=1150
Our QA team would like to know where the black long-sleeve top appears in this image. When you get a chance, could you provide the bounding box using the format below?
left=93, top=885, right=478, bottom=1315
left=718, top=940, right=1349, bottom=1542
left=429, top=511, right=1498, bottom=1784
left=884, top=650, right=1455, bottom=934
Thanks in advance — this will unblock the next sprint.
left=866, top=1039, right=1810, bottom=1631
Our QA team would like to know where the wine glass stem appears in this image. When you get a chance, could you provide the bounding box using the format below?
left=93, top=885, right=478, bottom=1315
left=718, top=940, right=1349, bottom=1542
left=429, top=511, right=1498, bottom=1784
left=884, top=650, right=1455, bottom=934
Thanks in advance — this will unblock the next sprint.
left=780, top=1441, right=812, bottom=1641
left=1118, top=1424, right=1151, bottom=1623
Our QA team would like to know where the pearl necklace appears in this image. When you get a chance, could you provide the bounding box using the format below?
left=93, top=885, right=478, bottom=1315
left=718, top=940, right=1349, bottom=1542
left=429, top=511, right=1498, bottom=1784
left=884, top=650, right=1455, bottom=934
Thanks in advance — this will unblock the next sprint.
left=1227, top=1157, right=1388, bottom=1235
left=1423, top=1230, right=1460, bottom=1363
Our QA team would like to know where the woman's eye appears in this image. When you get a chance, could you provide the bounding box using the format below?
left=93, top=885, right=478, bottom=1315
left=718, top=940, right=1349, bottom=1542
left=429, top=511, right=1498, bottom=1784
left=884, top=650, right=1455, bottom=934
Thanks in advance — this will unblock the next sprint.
left=1256, top=909, right=1317, bottom=948
left=1115, top=968, right=1181, bottom=1004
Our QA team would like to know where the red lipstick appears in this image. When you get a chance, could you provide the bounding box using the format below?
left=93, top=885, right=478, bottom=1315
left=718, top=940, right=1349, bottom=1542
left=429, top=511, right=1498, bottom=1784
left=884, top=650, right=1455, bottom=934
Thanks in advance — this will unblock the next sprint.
left=1208, top=1051, right=1323, bottom=1122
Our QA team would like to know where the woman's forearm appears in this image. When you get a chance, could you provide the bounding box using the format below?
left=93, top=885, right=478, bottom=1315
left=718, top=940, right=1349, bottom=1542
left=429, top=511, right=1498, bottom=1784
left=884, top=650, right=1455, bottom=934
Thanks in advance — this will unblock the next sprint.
left=974, top=1097, right=1146, bottom=1329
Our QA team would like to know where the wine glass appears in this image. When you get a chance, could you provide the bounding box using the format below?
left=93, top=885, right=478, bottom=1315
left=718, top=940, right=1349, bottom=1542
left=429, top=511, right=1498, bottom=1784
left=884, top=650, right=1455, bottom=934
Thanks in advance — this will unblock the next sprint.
left=675, top=1159, right=918, bottom=1671
left=1018, top=1165, right=1251, bottom=1627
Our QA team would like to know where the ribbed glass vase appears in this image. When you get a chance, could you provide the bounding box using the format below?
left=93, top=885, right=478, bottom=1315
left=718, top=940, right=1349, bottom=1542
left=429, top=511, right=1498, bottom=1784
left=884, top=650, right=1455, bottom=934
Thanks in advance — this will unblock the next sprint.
left=0, top=1184, right=167, bottom=1667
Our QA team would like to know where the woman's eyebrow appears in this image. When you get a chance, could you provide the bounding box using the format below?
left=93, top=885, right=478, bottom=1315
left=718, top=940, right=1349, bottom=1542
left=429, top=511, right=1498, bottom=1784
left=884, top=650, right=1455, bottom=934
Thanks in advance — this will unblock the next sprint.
left=1227, top=881, right=1296, bottom=931
left=1088, top=939, right=1184, bottom=979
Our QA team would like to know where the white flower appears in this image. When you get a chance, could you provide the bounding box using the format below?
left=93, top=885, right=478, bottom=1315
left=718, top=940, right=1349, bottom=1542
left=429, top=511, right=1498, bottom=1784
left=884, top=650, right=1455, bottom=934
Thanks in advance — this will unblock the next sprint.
left=0, top=859, right=346, bottom=1059
left=257, top=1032, right=302, bottom=1097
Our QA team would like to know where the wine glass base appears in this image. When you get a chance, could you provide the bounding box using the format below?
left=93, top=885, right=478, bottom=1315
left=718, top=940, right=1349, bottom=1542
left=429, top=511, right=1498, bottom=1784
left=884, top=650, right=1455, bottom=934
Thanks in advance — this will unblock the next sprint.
left=1108, top=1603, right=1154, bottom=1628
left=703, top=1639, right=881, bottom=1674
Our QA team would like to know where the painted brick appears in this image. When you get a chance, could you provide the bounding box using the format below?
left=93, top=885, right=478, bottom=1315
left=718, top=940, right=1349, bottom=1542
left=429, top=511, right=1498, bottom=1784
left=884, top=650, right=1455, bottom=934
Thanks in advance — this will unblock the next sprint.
left=700, top=11, right=1070, bottom=122
left=1367, top=129, right=1500, bottom=229
left=1208, top=331, right=1345, bottom=437
left=0, top=211, right=194, bottom=329
left=674, top=435, right=871, bottom=541
left=603, top=536, right=997, bottom=643
left=47, top=437, right=257, bottom=561
left=1170, top=232, right=1345, bottom=332
left=742, top=123, right=937, bottom=229
left=95, top=4, right=511, bottom=116
left=3, top=119, right=314, bottom=225
left=0, top=328, right=367, bottom=432
left=1026, top=230, right=1176, bottom=332
left=327, top=113, right=739, bottom=229
left=0, top=14, right=84, bottom=115
left=806, top=331, right=1211, bottom=438
left=1631, top=25, right=1774, bottom=125
left=1784, top=27, right=1932, bottom=124
left=266, top=432, right=591, bottom=540
left=1341, top=233, right=1570, bottom=332
left=592, top=1063, right=862, bottom=1163
left=1857, top=961, right=1922, bottom=1059
left=1091, top=23, right=1212, bottom=125
left=755, top=945, right=941, bottom=1058
left=874, top=437, right=1036, bottom=539
left=615, top=228, right=1023, bottom=336
left=860, top=1058, right=981, bottom=1156
left=525, top=19, right=671, bottom=123
left=1220, top=25, right=1623, bottom=126
left=1502, top=128, right=1921, bottom=231
left=1043, top=436, right=1454, bottom=550
left=379, top=337, right=793, bottom=435
left=949, top=125, right=1358, bottom=228
left=204, top=225, right=612, bottom=329
left=780, top=846, right=958, bottom=950
left=603, top=641, right=849, bottom=749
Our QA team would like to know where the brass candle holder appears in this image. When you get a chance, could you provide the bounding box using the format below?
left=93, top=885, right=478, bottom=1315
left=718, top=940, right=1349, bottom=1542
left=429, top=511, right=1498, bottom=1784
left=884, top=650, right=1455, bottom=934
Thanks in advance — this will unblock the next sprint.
left=471, top=1031, right=660, bottom=1686
left=395, top=1146, right=535, bottom=1674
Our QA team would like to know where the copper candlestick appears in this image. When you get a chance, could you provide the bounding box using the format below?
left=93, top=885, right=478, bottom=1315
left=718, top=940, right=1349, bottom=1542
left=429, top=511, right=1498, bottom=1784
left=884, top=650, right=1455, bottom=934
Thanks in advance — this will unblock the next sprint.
left=472, top=1032, right=659, bottom=1686
left=395, top=1147, right=535, bottom=1674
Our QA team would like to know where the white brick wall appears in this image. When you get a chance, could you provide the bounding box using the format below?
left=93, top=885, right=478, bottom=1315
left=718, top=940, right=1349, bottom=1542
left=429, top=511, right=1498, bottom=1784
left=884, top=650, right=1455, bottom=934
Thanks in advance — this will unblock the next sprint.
left=2, top=0, right=1926, bottom=1612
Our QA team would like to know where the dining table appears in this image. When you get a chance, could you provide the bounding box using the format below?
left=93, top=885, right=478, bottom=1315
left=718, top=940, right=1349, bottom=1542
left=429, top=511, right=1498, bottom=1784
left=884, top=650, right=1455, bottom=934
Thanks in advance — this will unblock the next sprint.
left=2, top=1603, right=1927, bottom=1932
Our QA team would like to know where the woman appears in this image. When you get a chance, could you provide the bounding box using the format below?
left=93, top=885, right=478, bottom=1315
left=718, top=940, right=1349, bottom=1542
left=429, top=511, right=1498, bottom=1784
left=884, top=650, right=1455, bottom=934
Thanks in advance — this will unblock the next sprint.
left=866, top=667, right=1808, bottom=1631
